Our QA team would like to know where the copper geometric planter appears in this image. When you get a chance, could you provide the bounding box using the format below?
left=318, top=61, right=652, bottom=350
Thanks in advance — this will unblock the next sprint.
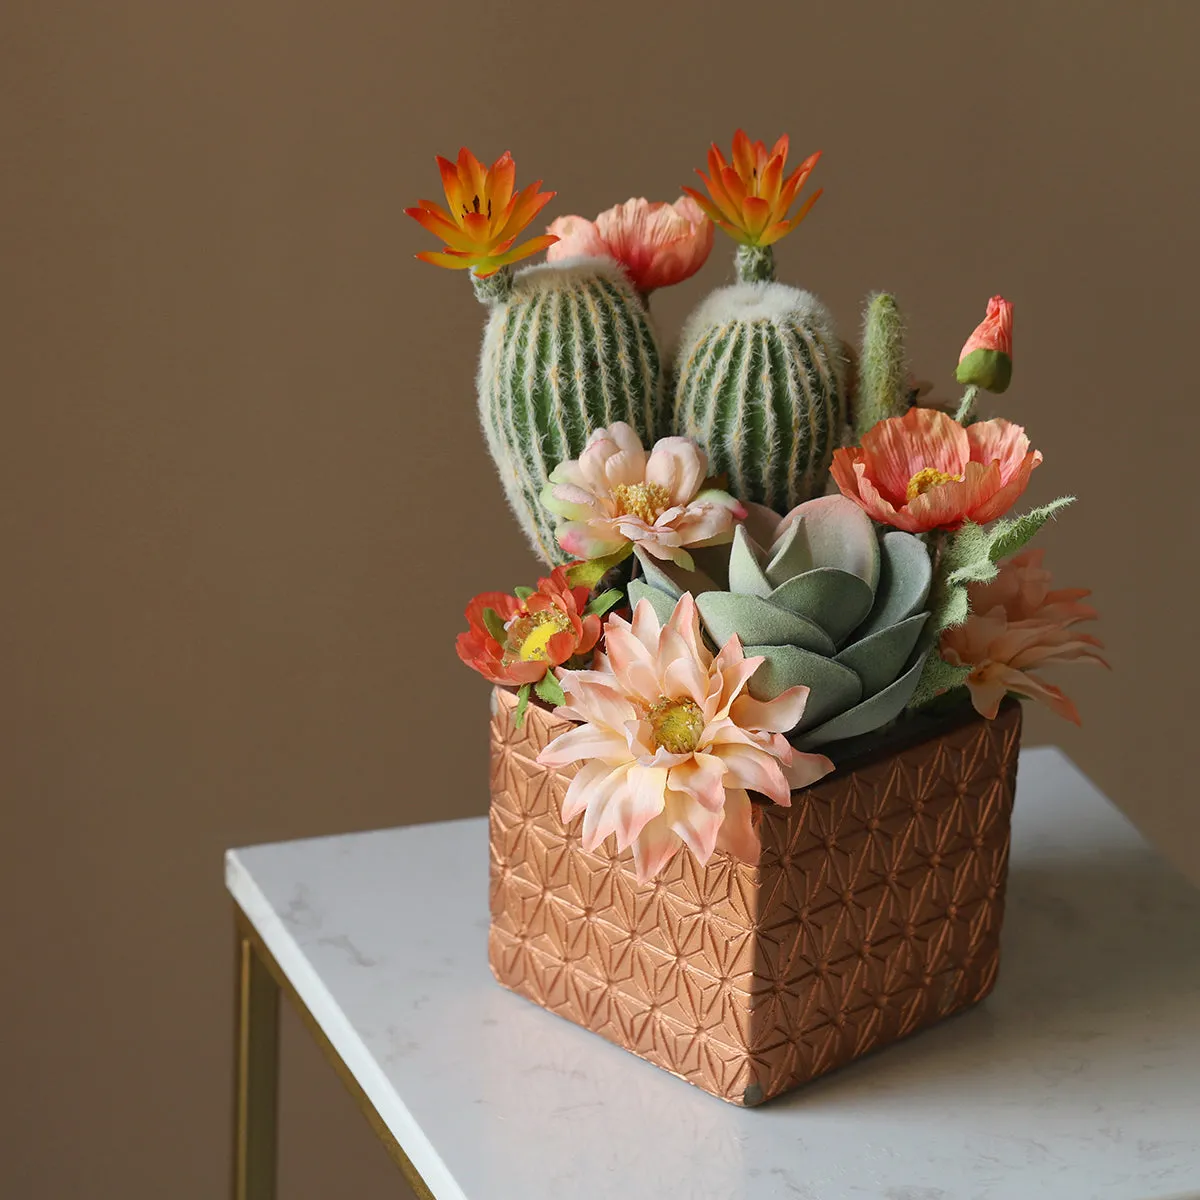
left=488, top=686, right=1022, bottom=1106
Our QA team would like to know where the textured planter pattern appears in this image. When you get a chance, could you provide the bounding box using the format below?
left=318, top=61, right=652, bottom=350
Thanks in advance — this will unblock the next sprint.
left=488, top=687, right=1022, bottom=1106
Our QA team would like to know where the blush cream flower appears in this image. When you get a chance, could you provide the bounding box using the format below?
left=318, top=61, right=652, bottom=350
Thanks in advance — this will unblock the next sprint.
left=536, top=594, right=835, bottom=883
left=940, top=550, right=1107, bottom=724
left=830, top=407, right=1041, bottom=534
left=546, top=197, right=713, bottom=294
left=541, top=423, right=745, bottom=569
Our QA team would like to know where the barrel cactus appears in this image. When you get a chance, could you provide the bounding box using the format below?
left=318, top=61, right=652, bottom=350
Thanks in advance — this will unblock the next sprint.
left=672, top=285, right=848, bottom=511
left=476, top=257, right=665, bottom=564
left=627, top=495, right=933, bottom=749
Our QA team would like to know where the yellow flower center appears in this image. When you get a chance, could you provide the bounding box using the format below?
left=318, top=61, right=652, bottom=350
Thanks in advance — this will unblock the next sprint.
left=612, top=481, right=671, bottom=524
left=505, top=610, right=572, bottom=663
left=646, top=696, right=705, bottom=754
left=906, top=466, right=963, bottom=502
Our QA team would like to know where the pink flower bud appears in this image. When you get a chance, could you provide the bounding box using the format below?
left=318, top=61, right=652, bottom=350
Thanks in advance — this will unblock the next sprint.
left=956, top=295, right=1013, bottom=393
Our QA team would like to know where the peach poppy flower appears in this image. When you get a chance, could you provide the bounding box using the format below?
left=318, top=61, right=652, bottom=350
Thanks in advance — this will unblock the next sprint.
left=537, top=594, right=835, bottom=882
left=940, top=550, right=1107, bottom=724
left=456, top=566, right=601, bottom=687
left=546, top=197, right=713, bottom=293
left=541, top=423, right=745, bottom=569
left=830, top=407, right=1041, bottom=534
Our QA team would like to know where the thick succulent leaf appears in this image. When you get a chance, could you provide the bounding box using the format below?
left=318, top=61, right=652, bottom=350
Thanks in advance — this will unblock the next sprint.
left=633, top=546, right=717, bottom=599
left=854, top=531, right=933, bottom=638
left=626, top=579, right=679, bottom=627
left=764, top=520, right=814, bottom=588
left=689, top=543, right=733, bottom=589
left=697, top=592, right=836, bottom=655
left=742, top=644, right=862, bottom=730
left=780, top=495, right=881, bottom=587
left=741, top=502, right=783, bottom=549
left=834, top=612, right=929, bottom=697
left=728, top=524, right=772, bottom=597
left=792, top=650, right=930, bottom=750
left=767, top=568, right=875, bottom=646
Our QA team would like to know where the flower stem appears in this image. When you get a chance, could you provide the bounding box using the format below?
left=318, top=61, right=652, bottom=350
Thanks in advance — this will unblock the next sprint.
left=471, top=266, right=514, bottom=306
left=735, top=244, right=775, bottom=284
left=954, top=385, right=979, bottom=425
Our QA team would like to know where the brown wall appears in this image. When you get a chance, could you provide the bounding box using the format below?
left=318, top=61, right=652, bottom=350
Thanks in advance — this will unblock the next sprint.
left=4, top=2, right=1197, bottom=1197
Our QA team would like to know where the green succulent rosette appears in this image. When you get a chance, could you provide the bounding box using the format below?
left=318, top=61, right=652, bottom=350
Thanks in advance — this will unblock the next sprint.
left=627, top=495, right=933, bottom=749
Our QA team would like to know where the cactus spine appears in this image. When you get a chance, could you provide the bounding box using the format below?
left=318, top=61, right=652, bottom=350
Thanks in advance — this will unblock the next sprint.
left=672, top=278, right=847, bottom=512
left=477, top=258, right=664, bottom=563
left=853, top=292, right=910, bottom=440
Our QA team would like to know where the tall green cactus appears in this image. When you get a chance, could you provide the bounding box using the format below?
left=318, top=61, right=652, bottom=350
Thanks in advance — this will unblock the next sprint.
left=672, top=282, right=847, bottom=512
left=853, top=292, right=910, bottom=440
left=476, top=258, right=664, bottom=563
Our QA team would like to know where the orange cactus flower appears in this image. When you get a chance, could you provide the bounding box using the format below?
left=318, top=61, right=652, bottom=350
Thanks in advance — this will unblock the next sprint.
left=406, top=147, right=558, bottom=278
left=456, top=566, right=602, bottom=687
left=682, top=130, right=822, bottom=247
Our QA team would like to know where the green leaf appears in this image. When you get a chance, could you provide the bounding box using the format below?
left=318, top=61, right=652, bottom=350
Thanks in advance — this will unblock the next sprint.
left=533, top=673, right=565, bottom=708
left=987, top=497, right=1074, bottom=563
left=907, top=653, right=972, bottom=711
left=584, top=588, right=623, bottom=618
left=513, top=585, right=534, bottom=601
left=513, top=683, right=531, bottom=728
left=565, top=544, right=633, bottom=589
left=482, top=606, right=508, bottom=645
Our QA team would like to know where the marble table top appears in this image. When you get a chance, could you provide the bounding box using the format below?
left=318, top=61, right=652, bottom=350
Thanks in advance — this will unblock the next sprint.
left=225, top=748, right=1200, bottom=1200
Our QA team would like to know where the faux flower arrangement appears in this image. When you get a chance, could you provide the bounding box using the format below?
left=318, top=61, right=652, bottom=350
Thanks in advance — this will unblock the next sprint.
left=411, top=134, right=1106, bottom=886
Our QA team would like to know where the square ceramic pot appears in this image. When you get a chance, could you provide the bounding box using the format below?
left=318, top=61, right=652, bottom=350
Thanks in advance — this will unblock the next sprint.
left=487, top=686, right=1022, bottom=1106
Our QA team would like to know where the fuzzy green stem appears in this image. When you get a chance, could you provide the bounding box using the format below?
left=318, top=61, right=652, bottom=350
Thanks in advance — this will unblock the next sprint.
left=735, top=244, right=775, bottom=284
left=853, top=292, right=910, bottom=440
left=954, top=385, right=979, bottom=425
left=471, top=266, right=514, bottom=306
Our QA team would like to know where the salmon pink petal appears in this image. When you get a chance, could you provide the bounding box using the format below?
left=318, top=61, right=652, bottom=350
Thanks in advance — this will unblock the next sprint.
left=965, top=418, right=1030, bottom=474
left=545, top=214, right=609, bottom=261
left=968, top=450, right=1042, bottom=524
left=604, top=622, right=662, bottom=701
left=667, top=753, right=728, bottom=813
left=556, top=522, right=624, bottom=561
left=537, top=722, right=629, bottom=768
left=710, top=742, right=791, bottom=805
left=783, top=749, right=836, bottom=791
left=964, top=667, right=1010, bottom=719
left=905, top=460, right=1001, bottom=531
left=631, top=812, right=683, bottom=883
left=730, top=684, right=810, bottom=734
left=862, top=408, right=969, bottom=501
left=563, top=759, right=623, bottom=823
left=666, top=793, right=724, bottom=865
left=645, top=437, right=708, bottom=503
left=714, top=788, right=761, bottom=865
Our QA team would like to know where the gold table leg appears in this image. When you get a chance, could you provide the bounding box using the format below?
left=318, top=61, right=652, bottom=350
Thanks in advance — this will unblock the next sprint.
left=233, top=918, right=280, bottom=1200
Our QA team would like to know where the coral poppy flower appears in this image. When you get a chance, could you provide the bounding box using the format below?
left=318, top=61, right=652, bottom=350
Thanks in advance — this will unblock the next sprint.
left=940, top=550, right=1107, bottom=724
left=541, top=423, right=745, bottom=569
left=956, top=295, right=1014, bottom=393
left=537, top=594, right=835, bottom=883
left=830, top=407, right=1041, bottom=534
left=682, top=130, right=822, bottom=247
left=546, top=197, right=713, bottom=293
left=456, top=567, right=601, bottom=686
left=405, top=147, right=558, bottom=278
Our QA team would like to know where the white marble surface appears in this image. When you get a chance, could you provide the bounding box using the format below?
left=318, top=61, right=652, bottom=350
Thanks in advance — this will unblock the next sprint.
left=226, top=748, right=1200, bottom=1200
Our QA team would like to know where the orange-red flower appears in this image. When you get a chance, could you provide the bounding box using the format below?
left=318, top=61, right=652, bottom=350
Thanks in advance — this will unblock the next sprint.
left=456, top=567, right=602, bottom=686
left=830, top=407, right=1041, bottom=534
left=682, top=130, right=822, bottom=247
left=940, top=550, right=1107, bottom=724
left=406, top=147, right=558, bottom=278
left=546, top=197, right=713, bottom=293
left=956, top=296, right=1014, bottom=393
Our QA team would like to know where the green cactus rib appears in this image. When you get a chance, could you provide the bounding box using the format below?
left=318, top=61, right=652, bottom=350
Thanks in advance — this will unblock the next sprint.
left=477, top=260, right=664, bottom=563
left=673, top=284, right=846, bottom=512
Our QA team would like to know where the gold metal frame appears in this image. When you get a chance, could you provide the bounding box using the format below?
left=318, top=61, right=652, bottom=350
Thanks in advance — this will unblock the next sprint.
left=231, top=905, right=436, bottom=1200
